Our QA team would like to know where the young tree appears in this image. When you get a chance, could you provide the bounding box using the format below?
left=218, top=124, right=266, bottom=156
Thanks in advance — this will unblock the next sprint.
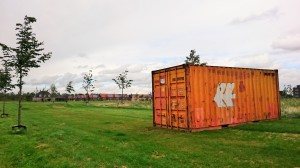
left=185, top=49, right=207, bottom=66
left=0, top=48, right=14, bottom=117
left=282, top=85, right=293, bottom=98
left=0, top=16, right=52, bottom=130
left=65, top=81, right=75, bottom=103
left=82, top=70, right=95, bottom=104
left=50, top=83, right=58, bottom=102
left=112, top=70, right=133, bottom=103
left=0, top=67, right=14, bottom=118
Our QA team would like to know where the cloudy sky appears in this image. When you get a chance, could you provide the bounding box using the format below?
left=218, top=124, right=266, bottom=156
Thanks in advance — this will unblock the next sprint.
left=1, top=0, right=300, bottom=94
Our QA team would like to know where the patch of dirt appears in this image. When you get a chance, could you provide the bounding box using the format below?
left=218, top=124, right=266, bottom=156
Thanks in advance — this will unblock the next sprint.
left=98, top=164, right=106, bottom=168
left=94, top=102, right=131, bottom=108
left=265, top=132, right=300, bottom=141
left=281, top=133, right=300, bottom=141
left=58, top=122, right=65, bottom=126
left=151, top=151, right=166, bottom=159
left=52, top=105, right=65, bottom=109
left=34, top=143, right=49, bottom=149
left=114, top=166, right=127, bottom=168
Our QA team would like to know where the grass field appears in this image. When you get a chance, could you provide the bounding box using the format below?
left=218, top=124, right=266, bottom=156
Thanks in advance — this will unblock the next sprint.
left=0, top=100, right=300, bottom=168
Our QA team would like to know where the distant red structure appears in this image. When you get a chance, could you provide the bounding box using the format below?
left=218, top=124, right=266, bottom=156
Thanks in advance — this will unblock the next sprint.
left=99, top=93, right=131, bottom=101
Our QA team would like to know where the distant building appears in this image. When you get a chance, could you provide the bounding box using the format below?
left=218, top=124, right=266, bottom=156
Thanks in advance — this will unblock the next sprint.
left=32, top=91, right=66, bottom=102
left=293, top=85, right=300, bottom=98
left=32, top=90, right=51, bottom=102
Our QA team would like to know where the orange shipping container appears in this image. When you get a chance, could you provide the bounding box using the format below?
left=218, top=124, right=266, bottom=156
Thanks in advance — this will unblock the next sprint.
left=152, top=64, right=280, bottom=132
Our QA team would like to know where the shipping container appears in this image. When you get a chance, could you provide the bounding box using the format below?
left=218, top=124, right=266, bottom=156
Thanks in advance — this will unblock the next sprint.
left=152, top=64, right=280, bottom=132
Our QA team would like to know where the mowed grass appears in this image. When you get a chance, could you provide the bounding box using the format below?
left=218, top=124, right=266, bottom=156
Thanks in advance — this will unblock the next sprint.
left=0, top=100, right=299, bottom=168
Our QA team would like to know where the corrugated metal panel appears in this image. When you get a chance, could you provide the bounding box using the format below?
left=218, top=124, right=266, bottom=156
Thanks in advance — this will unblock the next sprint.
left=152, top=65, right=280, bottom=132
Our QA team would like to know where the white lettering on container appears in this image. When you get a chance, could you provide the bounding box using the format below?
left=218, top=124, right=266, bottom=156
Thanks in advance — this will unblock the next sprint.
left=214, top=83, right=236, bottom=107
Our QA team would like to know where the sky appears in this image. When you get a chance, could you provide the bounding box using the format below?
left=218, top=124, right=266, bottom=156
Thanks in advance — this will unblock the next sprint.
left=1, top=0, right=300, bottom=94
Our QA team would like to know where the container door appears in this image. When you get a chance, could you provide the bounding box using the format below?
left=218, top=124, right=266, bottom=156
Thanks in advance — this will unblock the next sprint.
left=168, top=68, right=188, bottom=129
left=153, top=67, right=188, bottom=129
left=153, top=72, right=168, bottom=126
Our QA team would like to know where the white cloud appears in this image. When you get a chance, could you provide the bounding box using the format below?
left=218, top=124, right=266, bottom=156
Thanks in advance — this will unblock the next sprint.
left=26, top=72, right=82, bottom=93
left=75, top=65, right=89, bottom=69
left=279, top=69, right=300, bottom=90
left=230, top=7, right=280, bottom=25
left=272, top=31, right=300, bottom=51
left=231, top=53, right=276, bottom=69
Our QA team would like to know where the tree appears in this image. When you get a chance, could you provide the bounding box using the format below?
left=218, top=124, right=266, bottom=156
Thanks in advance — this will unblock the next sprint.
left=0, top=47, right=14, bottom=118
left=0, top=65, right=14, bottom=118
left=65, top=81, right=75, bottom=103
left=39, top=87, right=50, bottom=101
left=23, top=92, right=35, bottom=102
left=185, top=49, right=207, bottom=66
left=82, top=70, right=95, bottom=104
left=281, top=85, right=293, bottom=98
left=50, top=83, right=58, bottom=102
left=0, top=16, right=52, bottom=130
left=112, top=70, right=133, bottom=103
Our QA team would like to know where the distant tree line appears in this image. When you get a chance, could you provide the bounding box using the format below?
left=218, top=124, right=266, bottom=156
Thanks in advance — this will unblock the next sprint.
left=0, top=92, right=35, bottom=101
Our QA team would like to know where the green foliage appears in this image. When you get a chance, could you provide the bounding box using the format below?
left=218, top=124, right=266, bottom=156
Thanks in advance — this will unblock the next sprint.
left=65, top=81, right=75, bottom=103
left=65, top=81, right=75, bottom=94
left=0, top=101, right=299, bottom=167
left=1, top=32, right=14, bottom=116
left=0, top=68, right=12, bottom=115
left=49, top=83, right=58, bottom=98
left=23, top=92, right=35, bottom=102
left=112, top=70, right=133, bottom=103
left=185, top=49, right=207, bottom=66
left=82, top=70, right=95, bottom=103
left=0, top=46, right=14, bottom=94
left=112, top=70, right=133, bottom=90
left=280, top=85, right=293, bottom=98
left=0, top=67, right=13, bottom=94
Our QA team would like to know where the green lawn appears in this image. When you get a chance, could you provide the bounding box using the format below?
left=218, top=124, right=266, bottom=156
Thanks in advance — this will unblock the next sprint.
left=0, top=100, right=299, bottom=168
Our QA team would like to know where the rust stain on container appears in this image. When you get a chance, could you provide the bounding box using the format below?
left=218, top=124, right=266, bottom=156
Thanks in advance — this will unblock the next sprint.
left=152, top=65, right=280, bottom=132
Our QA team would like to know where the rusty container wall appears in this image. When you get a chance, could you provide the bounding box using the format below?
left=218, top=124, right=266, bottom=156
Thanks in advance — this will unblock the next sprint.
left=152, top=65, right=280, bottom=132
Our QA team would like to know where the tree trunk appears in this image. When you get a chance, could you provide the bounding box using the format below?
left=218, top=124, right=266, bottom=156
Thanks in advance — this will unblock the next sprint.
left=18, top=76, right=22, bottom=126
left=121, top=88, right=124, bottom=104
left=86, top=91, right=89, bottom=105
left=2, top=96, right=5, bottom=115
